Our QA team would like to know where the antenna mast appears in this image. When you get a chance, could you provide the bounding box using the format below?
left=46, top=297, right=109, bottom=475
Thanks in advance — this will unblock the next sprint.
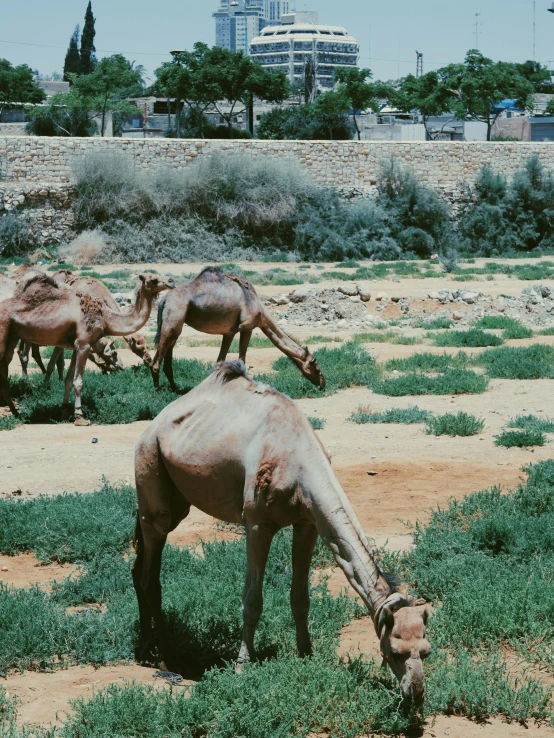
left=474, top=13, right=481, bottom=50
left=416, top=51, right=423, bottom=77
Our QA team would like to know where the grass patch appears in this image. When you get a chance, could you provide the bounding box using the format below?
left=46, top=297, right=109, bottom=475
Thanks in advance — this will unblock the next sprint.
left=495, top=430, right=547, bottom=448
left=478, top=344, right=554, bottom=379
left=307, top=416, right=325, bottom=430
left=425, top=411, right=484, bottom=437
left=538, top=326, right=554, bottom=336
left=385, top=352, right=472, bottom=373
left=374, top=371, right=488, bottom=396
left=508, top=414, right=554, bottom=433
left=334, top=259, right=360, bottom=268
left=420, top=317, right=454, bottom=330
left=432, top=329, right=503, bottom=348
left=305, top=335, right=343, bottom=343
left=475, top=316, right=533, bottom=340
left=256, top=341, right=381, bottom=399
left=349, top=405, right=431, bottom=424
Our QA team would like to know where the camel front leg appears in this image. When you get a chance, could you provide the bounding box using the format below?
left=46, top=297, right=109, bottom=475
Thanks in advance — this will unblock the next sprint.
left=72, top=343, right=91, bottom=426
left=236, top=522, right=276, bottom=672
left=238, top=329, right=252, bottom=364
left=217, top=333, right=236, bottom=362
left=31, top=345, right=47, bottom=374
left=291, top=522, right=318, bottom=658
left=0, top=338, right=19, bottom=416
left=62, top=352, right=77, bottom=409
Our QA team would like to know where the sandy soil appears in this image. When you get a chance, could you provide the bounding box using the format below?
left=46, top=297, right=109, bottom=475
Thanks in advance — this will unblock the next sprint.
left=3, top=262, right=554, bottom=736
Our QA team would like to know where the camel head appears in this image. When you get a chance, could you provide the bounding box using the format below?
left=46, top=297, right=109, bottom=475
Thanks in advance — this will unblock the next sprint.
left=376, top=595, right=431, bottom=707
left=299, top=346, right=325, bottom=390
left=51, top=269, right=73, bottom=286
left=138, top=274, right=175, bottom=295
left=126, top=333, right=152, bottom=367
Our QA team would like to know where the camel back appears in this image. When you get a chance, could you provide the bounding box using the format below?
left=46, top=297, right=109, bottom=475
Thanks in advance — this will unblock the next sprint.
left=197, top=266, right=258, bottom=310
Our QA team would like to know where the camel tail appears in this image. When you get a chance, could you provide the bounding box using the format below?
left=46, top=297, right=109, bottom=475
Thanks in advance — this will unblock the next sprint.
left=154, top=297, right=167, bottom=347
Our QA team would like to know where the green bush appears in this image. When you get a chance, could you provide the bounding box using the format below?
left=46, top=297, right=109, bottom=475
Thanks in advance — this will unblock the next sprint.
left=495, top=430, right=547, bottom=448
left=432, top=329, right=503, bottom=348
left=374, top=370, right=488, bottom=396
left=420, top=317, right=454, bottom=330
left=475, top=316, right=533, bottom=339
left=308, top=416, right=326, bottom=430
left=478, top=344, right=554, bottom=379
left=426, top=411, right=484, bottom=437
left=349, top=406, right=431, bottom=424
left=384, top=352, right=472, bottom=373
left=0, top=212, right=35, bottom=257
left=508, top=414, right=554, bottom=433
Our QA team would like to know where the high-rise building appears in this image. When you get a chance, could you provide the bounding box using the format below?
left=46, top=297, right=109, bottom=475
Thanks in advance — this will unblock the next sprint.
left=249, top=11, right=359, bottom=90
left=214, top=0, right=295, bottom=54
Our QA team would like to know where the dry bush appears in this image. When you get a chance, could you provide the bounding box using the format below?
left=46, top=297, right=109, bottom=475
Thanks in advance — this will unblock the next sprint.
left=60, top=229, right=108, bottom=265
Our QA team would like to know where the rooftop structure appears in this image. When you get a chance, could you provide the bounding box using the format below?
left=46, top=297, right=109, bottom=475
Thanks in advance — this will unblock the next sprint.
left=213, top=0, right=294, bottom=54
left=249, top=11, right=359, bottom=90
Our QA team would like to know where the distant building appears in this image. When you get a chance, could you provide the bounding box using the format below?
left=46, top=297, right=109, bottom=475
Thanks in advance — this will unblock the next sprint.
left=249, top=11, right=359, bottom=90
left=213, top=0, right=294, bottom=54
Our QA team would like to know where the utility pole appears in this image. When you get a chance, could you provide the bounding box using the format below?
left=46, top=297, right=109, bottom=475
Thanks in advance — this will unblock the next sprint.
left=416, top=51, right=423, bottom=78
left=533, top=0, right=536, bottom=61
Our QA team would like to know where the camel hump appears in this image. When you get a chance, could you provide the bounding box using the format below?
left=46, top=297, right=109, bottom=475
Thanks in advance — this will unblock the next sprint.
left=14, top=271, right=59, bottom=295
left=211, top=360, right=249, bottom=384
left=197, top=266, right=256, bottom=299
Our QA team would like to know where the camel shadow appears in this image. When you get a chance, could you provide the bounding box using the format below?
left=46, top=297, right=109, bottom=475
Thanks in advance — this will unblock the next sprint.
left=133, top=613, right=280, bottom=681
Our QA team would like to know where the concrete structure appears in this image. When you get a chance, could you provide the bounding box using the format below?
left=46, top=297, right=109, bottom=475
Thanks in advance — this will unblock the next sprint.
left=249, top=11, right=359, bottom=89
left=213, top=0, right=287, bottom=54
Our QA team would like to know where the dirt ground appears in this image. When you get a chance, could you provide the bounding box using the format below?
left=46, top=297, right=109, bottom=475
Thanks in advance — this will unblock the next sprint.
left=2, top=261, right=554, bottom=736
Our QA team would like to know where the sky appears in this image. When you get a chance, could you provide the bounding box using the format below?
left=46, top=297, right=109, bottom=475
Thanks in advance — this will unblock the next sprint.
left=1, top=0, right=553, bottom=84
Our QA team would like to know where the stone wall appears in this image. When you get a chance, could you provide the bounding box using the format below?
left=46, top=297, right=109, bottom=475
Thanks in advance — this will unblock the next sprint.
left=0, top=183, right=75, bottom=244
left=2, top=136, right=554, bottom=244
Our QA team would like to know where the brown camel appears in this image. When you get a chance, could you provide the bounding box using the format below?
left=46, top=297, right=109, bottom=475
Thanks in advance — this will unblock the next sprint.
left=0, top=271, right=174, bottom=425
left=133, top=361, right=431, bottom=705
left=150, top=267, right=325, bottom=392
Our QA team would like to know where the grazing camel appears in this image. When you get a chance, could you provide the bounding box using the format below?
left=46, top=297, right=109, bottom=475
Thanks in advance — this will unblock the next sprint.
left=0, top=272, right=174, bottom=425
left=133, top=361, right=431, bottom=705
left=150, top=267, right=325, bottom=392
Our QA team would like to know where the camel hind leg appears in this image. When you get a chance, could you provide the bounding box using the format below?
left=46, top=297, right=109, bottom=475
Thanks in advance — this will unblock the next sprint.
left=217, top=333, right=236, bottom=362
left=290, top=522, right=318, bottom=658
left=18, top=341, right=30, bottom=376
left=151, top=296, right=187, bottom=391
left=133, top=444, right=190, bottom=665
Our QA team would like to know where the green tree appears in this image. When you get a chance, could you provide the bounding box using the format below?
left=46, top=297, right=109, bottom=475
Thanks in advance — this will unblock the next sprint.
left=391, top=71, right=455, bottom=140
left=80, top=1, right=97, bottom=75
left=25, top=92, right=97, bottom=137
left=63, top=25, right=81, bottom=83
left=199, top=46, right=289, bottom=137
left=312, top=88, right=353, bottom=140
left=257, top=98, right=353, bottom=141
left=441, top=50, right=534, bottom=141
left=0, top=59, right=45, bottom=120
left=68, top=55, right=141, bottom=136
left=515, top=60, right=553, bottom=93
left=334, top=67, right=384, bottom=140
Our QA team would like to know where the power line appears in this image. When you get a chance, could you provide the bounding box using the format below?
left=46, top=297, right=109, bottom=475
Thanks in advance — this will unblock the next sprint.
left=0, top=38, right=171, bottom=57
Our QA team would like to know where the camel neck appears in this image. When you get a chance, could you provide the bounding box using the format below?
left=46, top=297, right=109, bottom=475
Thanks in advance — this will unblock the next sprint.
left=260, top=307, right=305, bottom=362
left=304, top=465, right=391, bottom=619
left=103, top=288, right=154, bottom=336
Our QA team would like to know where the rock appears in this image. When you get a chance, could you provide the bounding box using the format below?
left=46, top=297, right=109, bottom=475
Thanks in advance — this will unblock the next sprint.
left=338, top=284, right=358, bottom=297
left=376, top=292, right=388, bottom=301
left=541, top=286, right=552, bottom=298
left=452, top=311, right=464, bottom=321
left=461, top=290, right=479, bottom=304
left=289, top=286, right=315, bottom=302
left=0, top=567, right=8, bottom=572
left=437, top=290, right=452, bottom=303
left=390, top=295, right=402, bottom=303
left=357, top=284, right=371, bottom=302
left=337, top=319, right=348, bottom=328
left=390, top=275, right=401, bottom=283
left=428, top=292, right=441, bottom=300
left=349, top=295, right=360, bottom=303
left=366, top=471, right=378, bottom=476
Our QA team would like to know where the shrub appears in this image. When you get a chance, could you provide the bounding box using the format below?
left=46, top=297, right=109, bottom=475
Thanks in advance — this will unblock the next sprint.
left=475, top=316, right=533, bottom=340
left=495, top=430, right=547, bottom=448
left=59, top=229, right=108, bottom=265
left=420, top=317, right=454, bottom=330
left=478, top=344, right=554, bottom=379
left=308, top=416, right=326, bottom=430
left=349, top=405, right=431, bottom=424
left=374, top=370, right=488, bottom=396
left=0, top=212, right=35, bottom=257
left=508, top=414, right=554, bottom=433
left=432, top=329, right=503, bottom=348
left=384, top=352, right=472, bottom=373
left=426, top=411, right=484, bottom=437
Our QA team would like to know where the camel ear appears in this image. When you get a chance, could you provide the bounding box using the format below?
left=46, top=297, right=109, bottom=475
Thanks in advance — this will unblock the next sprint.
left=381, top=605, right=395, bottom=631
left=138, top=273, right=146, bottom=283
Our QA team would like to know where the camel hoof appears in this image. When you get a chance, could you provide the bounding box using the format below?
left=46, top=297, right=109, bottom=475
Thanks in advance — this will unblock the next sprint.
left=235, top=661, right=247, bottom=675
left=74, top=416, right=90, bottom=427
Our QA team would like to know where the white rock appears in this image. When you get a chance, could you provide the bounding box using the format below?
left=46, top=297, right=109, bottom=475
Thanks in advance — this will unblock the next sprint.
left=357, top=284, right=371, bottom=302
left=337, top=319, right=348, bottom=328
left=452, top=311, right=463, bottom=321
left=338, top=284, right=358, bottom=297
left=376, top=292, right=388, bottom=301
left=289, top=286, right=315, bottom=302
